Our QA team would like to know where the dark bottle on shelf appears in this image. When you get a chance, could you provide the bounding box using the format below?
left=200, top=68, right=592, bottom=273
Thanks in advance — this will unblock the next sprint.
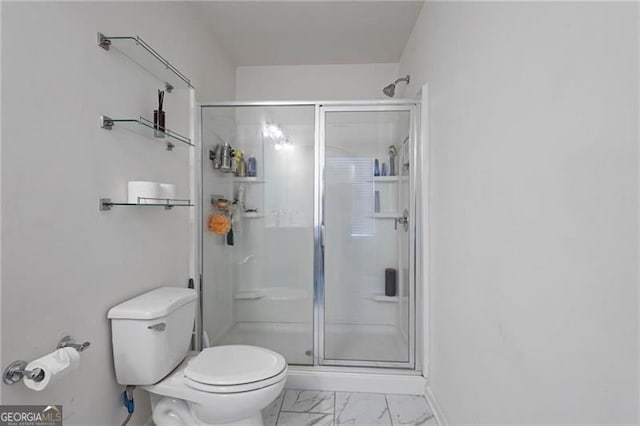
left=385, top=268, right=397, bottom=297
left=154, top=90, right=166, bottom=138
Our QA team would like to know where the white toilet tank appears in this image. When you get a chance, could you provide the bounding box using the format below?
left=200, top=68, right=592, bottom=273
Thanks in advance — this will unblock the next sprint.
left=108, top=287, right=197, bottom=385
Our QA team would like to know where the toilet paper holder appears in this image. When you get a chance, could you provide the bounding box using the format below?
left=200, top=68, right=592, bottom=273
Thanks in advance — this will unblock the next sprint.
left=3, top=335, right=90, bottom=385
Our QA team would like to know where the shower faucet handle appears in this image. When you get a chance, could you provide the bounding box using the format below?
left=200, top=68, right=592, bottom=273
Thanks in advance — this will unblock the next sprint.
left=394, top=209, right=409, bottom=231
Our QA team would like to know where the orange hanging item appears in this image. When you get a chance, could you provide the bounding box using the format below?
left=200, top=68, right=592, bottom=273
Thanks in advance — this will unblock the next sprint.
left=208, top=197, right=232, bottom=235
left=208, top=213, right=231, bottom=235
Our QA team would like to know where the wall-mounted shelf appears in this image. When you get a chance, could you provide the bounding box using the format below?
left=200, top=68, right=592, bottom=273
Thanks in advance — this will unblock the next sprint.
left=97, top=33, right=192, bottom=92
left=234, top=177, right=264, bottom=183
left=100, top=197, right=192, bottom=211
left=100, top=115, right=193, bottom=150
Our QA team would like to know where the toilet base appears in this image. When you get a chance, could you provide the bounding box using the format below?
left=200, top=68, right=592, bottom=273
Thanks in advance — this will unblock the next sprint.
left=145, top=354, right=286, bottom=426
left=151, top=395, right=264, bottom=426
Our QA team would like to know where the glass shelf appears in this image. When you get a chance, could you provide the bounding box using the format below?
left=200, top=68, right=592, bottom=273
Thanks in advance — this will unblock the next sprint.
left=101, top=115, right=193, bottom=149
left=100, top=197, right=193, bottom=211
left=98, top=33, right=192, bottom=91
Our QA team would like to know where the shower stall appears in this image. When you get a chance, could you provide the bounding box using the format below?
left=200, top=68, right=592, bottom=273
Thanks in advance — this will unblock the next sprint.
left=198, top=101, right=421, bottom=373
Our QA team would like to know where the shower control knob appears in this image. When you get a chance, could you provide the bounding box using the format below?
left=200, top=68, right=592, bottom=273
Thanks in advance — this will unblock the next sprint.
left=395, top=209, right=409, bottom=231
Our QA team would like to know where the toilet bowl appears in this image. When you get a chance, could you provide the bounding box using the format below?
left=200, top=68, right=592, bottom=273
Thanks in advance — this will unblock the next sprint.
left=107, top=287, right=288, bottom=426
left=145, top=346, right=288, bottom=426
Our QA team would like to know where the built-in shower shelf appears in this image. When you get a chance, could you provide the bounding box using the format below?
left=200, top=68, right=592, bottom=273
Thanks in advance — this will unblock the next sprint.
left=234, top=177, right=264, bottom=183
left=242, top=212, right=264, bottom=218
left=234, top=288, right=309, bottom=301
left=369, top=293, right=399, bottom=302
left=367, top=176, right=409, bottom=183
left=98, top=33, right=192, bottom=91
left=100, top=115, right=193, bottom=149
left=369, top=212, right=398, bottom=219
left=369, top=176, right=399, bottom=182
left=234, top=291, right=266, bottom=300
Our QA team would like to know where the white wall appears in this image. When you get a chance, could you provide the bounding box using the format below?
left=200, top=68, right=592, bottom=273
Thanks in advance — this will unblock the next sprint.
left=236, top=63, right=400, bottom=101
left=400, top=2, right=639, bottom=424
left=1, top=2, right=234, bottom=424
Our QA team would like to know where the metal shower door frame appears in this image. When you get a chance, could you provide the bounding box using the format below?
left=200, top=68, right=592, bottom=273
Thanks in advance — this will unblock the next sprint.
left=198, top=100, right=419, bottom=370
left=316, top=103, right=418, bottom=369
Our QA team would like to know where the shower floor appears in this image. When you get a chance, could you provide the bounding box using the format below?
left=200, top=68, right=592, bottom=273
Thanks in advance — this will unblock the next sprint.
left=214, top=321, right=408, bottom=365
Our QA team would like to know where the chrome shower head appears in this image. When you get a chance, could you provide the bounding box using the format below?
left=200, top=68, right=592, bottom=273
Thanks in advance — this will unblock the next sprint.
left=383, top=83, right=396, bottom=97
left=382, top=75, right=410, bottom=97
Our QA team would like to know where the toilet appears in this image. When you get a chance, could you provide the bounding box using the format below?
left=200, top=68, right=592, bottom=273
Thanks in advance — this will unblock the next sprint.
left=108, top=287, right=287, bottom=426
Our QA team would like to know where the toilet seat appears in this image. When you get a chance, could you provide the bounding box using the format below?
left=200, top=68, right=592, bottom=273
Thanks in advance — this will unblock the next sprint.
left=183, top=345, right=287, bottom=394
left=145, top=351, right=288, bottom=425
left=184, top=367, right=287, bottom=393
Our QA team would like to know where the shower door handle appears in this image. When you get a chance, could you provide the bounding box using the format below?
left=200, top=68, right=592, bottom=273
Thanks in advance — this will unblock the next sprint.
left=394, top=209, right=409, bottom=232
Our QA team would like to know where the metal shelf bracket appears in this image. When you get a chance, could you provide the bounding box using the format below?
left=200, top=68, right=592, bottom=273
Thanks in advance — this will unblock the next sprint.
left=100, top=115, right=114, bottom=130
left=97, top=32, right=111, bottom=50
left=100, top=198, right=113, bottom=211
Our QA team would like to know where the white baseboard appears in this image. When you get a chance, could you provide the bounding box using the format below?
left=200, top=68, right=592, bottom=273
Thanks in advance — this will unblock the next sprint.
left=286, top=367, right=427, bottom=395
left=425, top=383, right=448, bottom=426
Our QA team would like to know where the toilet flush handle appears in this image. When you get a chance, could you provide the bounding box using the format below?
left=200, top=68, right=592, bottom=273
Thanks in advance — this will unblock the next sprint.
left=148, top=323, right=166, bottom=331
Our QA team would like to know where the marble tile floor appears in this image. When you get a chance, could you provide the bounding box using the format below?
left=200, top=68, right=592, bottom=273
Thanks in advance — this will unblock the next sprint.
left=263, top=389, right=438, bottom=426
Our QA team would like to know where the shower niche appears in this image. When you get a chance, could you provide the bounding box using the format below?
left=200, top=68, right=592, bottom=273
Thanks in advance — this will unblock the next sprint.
left=200, top=102, right=417, bottom=369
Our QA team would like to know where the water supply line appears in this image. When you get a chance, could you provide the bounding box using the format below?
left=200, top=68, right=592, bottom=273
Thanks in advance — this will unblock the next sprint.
left=121, top=385, right=136, bottom=426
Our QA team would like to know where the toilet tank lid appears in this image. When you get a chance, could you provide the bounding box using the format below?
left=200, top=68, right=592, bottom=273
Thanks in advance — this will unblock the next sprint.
left=108, top=287, right=197, bottom=320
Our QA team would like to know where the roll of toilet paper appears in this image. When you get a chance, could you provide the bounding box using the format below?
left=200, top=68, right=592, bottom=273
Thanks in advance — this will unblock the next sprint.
left=159, top=183, right=176, bottom=201
left=128, top=181, right=161, bottom=204
left=24, top=347, right=80, bottom=391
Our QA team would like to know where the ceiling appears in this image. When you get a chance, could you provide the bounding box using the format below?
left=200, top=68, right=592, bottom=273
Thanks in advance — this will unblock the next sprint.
left=192, top=1, right=424, bottom=66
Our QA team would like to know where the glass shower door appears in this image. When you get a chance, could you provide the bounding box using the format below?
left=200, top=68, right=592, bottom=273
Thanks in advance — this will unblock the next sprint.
left=201, top=105, right=315, bottom=365
left=319, top=105, right=415, bottom=368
